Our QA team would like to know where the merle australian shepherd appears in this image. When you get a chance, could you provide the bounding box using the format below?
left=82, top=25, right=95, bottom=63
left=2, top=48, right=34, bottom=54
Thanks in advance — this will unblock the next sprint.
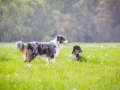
left=16, top=35, right=69, bottom=63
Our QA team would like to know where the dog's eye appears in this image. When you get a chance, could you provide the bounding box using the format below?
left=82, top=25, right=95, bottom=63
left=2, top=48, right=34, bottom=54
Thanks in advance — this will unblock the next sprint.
left=61, top=37, right=65, bottom=41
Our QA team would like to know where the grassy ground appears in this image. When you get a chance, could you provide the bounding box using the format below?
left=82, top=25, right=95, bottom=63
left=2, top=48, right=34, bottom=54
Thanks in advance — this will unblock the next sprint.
left=0, top=43, right=120, bottom=90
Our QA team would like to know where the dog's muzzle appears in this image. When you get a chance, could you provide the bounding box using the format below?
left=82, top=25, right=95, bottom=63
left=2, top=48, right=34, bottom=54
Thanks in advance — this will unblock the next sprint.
left=64, top=40, right=69, bottom=44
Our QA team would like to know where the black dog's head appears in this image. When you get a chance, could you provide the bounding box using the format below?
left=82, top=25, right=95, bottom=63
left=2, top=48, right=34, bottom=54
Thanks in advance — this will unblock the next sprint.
left=26, top=42, right=38, bottom=62
left=57, top=35, right=69, bottom=44
left=72, top=45, right=83, bottom=54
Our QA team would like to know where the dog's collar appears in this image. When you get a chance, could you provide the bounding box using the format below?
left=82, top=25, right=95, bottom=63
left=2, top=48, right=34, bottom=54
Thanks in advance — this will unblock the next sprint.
left=72, top=52, right=78, bottom=56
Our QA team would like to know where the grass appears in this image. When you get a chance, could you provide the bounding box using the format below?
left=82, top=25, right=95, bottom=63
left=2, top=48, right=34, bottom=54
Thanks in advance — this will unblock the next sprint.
left=0, top=43, right=120, bottom=90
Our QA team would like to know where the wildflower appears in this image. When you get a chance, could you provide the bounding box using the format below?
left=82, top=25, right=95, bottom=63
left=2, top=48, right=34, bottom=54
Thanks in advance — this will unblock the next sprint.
left=87, top=55, right=90, bottom=59
left=7, top=74, right=10, bottom=77
left=105, top=54, right=108, bottom=57
left=38, top=79, right=41, bottom=82
left=25, top=64, right=32, bottom=67
left=66, top=54, right=69, bottom=56
left=14, top=47, right=16, bottom=50
left=100, top=45, right=104, bottom=48
left=15, top=73, right=19, bottom=76
left=72, top=88, right=77, bottom=90
left=14, top=85, right=16, bottom=87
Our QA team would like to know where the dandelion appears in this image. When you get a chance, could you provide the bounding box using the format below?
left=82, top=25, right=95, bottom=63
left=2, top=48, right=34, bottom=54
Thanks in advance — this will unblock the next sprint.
left=14, top=85, right=16, bottom=87
left=66, top=54, right=69, bottom=56
left=7, top=74, right=10, bottom=77
left=38, top=79, right=41, bottom=82
left=104, top=54, right=108, bottom=57
left=72, top=88, right=77, bottom=90
left=46, top=63, right=49, bottom=66
left=46, top=63, right=50, bottom=69
left=25, top=64, right=32, bottom=67
left=15, top=73, right=19, bottom=76
left=87, top=55, right=90, bottom=59
left=14, top=47, right=16, bottom=50
left=108, top=44, right=116, bottom=48
left=100, top=45, right=104, bottom=48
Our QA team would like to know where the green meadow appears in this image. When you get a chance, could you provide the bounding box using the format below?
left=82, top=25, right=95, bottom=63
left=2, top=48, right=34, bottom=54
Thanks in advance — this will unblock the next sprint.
left=0, top=43, right=120, bottom=90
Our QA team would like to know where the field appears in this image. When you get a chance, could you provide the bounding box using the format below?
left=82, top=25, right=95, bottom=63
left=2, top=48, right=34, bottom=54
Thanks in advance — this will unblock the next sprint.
left=0, top=43, right=120, bottom=90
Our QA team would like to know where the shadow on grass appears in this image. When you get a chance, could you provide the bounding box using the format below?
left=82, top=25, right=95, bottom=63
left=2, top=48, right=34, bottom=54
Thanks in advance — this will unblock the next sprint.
left=79, top=55, right=87, bottom=62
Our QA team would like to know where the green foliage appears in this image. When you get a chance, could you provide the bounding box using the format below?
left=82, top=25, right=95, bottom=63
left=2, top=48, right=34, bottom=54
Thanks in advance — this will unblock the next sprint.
left=0, top=43, right=120, bottom=90
left=0, top=0, right=120, bottom=42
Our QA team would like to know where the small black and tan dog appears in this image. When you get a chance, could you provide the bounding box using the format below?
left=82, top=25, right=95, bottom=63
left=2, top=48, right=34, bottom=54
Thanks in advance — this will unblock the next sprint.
left=70, top=45, right=83, bottom=61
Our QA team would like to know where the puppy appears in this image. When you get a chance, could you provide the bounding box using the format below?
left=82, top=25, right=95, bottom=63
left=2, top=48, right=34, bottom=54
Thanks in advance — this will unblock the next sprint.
left=70, top=45, right=83, bottom=61
left=16, top=35, right=69, bottom=62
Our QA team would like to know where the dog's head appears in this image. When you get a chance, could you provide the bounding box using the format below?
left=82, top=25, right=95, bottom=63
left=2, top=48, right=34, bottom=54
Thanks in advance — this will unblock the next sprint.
left=57, top=35, right=69, bottom=44
left=72, top=45, right=83, bottom=54
left=26, top=42, right=38, bottom=62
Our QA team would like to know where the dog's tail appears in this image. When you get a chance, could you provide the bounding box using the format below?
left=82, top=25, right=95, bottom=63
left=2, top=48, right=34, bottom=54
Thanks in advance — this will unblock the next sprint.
left=16, top=41, right=26, bottom=51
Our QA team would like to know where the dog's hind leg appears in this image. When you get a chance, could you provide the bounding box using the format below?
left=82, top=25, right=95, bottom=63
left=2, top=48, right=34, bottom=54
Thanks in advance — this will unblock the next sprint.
left=50, top=55, right=55, bottom=63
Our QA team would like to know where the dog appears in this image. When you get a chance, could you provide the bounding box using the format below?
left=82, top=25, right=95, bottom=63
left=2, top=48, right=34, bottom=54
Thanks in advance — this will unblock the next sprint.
left=16, top=35, right=69, bottom=62
left=70, top=45, right=83, bottom=61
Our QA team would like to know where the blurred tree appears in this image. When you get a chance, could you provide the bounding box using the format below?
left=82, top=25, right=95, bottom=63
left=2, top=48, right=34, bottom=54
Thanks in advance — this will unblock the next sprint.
left=0, top=0, right=120, bottom=42
left=95, top=0, right=120, bottom=42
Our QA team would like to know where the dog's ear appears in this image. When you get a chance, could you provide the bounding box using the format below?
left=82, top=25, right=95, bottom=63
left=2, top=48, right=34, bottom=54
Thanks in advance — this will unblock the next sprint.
left=72, top=46, right=77, bottom=52
left=57, top=35, right=61, bottom=41
left=78, top=46, right=83, bottom=52
left=26, top=43, right=32, bottom=49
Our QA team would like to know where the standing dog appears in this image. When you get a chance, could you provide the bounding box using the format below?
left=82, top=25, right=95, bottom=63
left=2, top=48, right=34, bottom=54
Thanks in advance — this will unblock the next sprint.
left=70, top=45, right=83, bottom=61
left=16, top=35, right=69, bottom=62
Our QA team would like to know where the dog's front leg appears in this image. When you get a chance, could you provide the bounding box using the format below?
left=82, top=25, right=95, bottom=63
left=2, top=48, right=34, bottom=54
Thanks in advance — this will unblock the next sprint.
left=51, top=57, right=55, bottom=63
left=46, top=57, right=51, bottom=63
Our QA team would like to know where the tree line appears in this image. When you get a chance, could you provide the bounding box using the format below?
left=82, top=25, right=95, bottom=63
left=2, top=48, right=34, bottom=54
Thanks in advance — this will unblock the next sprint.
left=0, top=0, right=120, bottom=42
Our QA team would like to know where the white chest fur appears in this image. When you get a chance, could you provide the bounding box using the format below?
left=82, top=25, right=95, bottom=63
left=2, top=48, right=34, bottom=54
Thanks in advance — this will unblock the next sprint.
left=50, top=39, right=63, bottom=57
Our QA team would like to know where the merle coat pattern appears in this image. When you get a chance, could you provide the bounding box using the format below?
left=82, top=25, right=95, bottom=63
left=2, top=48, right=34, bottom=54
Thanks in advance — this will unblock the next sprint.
left=23, top=35, right=69, bottom=62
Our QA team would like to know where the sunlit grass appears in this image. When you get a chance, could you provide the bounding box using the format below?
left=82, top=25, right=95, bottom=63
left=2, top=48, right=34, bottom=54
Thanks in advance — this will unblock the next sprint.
left=0, top=43, right=120, bottom=90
